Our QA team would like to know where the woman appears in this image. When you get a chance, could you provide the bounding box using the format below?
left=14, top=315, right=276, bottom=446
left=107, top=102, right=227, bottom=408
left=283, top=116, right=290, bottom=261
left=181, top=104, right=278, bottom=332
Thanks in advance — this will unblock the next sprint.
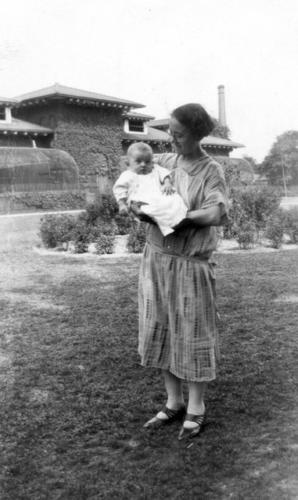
left=132, top=103, right=228, bottom=440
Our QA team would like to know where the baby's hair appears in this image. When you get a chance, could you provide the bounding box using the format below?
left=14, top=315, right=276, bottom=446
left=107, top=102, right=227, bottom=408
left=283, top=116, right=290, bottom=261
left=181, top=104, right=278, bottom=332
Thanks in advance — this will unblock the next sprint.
left=127, top=142, right=153, bottom=157
left=171, top=103, right=214, bottom=141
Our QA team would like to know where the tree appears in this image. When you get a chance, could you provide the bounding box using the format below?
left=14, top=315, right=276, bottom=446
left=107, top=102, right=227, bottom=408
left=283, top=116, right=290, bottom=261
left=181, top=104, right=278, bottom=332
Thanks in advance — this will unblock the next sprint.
left=242, top=155, right=258, bottom=172
left=260, top=131, right=298, bottom=188
left=212, top=118, right=230, bottom=139
left=217, top=157, right=254, bottom=190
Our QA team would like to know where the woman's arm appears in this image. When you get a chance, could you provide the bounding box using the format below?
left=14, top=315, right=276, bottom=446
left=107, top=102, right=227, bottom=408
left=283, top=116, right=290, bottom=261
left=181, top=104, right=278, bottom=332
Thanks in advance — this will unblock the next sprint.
left=187, top=205, right=222, bottom=226
left=177, top=163, right=228, bottom=230
left=174, top=205, right=222, bottom=230
left=129, top=202, right=156, bottom=224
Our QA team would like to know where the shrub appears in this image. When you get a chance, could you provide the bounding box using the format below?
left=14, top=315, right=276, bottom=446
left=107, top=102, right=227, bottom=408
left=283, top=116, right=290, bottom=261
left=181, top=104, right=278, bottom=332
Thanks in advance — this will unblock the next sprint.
left=284, top=207, right=298, bottom=243
left=221, top=158, right=253, bottom=190
left=84, top=201, right=103, bottom=225
left=70, top=214, right=117, bottom=253
left=233, top=220, right=257, bottom=250
left=39, top=193, right=136, bottom=253
left=252, top=187, right=282, bottom=230
left=223, top=186, right=282, bottom=240
left=69, top=215, right=91, bottom=253
left=96, top=193, right=118, bottom=221
left=223, top=200, right=246, bottom=240
left=84, top=195, right=118, bottom=223
left=127, top=221, right=147, bottom=253
left=265, top=210, right=285, bottom=249
left=40, top=214, right=76, bottom=248
left=85, top=218, right=117, bottom=241
left=114, top=213, right=135, bottom=235
left=84, top=195, right=133, bottom=235
left=39, top=204, right=118, bottom=253
left=94, top=234, right=115, bottom=255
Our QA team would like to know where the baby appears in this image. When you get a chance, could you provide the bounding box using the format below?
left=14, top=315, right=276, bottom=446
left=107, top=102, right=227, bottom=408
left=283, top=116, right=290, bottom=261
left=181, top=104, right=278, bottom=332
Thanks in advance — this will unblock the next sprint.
left=113, top=142, right=187, bottom=236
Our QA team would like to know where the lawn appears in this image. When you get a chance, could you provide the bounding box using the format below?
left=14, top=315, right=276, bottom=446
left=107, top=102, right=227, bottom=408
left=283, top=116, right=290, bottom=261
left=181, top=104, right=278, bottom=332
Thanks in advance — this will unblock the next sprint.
left=0, top=222, right=297, bottom=500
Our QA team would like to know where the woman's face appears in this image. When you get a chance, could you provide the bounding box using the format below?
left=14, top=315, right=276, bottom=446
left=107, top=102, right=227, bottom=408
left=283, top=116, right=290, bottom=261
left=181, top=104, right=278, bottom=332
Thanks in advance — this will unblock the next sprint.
left=169, top=117, right=198, bottom=156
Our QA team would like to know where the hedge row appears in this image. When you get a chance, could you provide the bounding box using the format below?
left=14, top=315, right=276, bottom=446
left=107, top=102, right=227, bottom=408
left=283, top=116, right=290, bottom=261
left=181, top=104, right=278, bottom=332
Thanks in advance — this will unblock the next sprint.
left=0, top=190, right=86, bottom=213
left=39, top=190, right=298, bottom=254
left=40, top=196, right=146, bottom=254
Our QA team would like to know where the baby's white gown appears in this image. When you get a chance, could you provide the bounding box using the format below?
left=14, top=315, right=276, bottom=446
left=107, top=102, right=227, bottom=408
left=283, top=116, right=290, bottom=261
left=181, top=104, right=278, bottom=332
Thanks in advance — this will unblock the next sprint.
left=115, top=166, right=188, bottom=236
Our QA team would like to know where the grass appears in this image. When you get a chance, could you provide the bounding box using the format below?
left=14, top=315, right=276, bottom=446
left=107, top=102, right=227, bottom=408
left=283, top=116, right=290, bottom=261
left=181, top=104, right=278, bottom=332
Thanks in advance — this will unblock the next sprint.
left=285, top=184, right=298, bottom=196
left=0, top=221, right=297, bottom=499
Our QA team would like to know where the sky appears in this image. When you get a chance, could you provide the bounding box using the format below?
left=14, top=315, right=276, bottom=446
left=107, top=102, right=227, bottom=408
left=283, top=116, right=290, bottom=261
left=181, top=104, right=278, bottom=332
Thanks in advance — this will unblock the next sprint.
left=0, top=0, right=297, bottom=162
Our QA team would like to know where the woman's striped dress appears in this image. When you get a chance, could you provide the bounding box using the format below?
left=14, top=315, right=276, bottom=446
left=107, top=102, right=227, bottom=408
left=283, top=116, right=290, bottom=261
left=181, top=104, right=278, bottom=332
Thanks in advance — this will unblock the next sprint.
left=138, top=153, right=228, bottom=382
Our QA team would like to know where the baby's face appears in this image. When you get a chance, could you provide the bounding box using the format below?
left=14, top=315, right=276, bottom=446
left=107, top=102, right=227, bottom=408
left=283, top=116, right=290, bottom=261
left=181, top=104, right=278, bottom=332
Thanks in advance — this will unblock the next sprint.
left=127, top=150, right=153, bottom=175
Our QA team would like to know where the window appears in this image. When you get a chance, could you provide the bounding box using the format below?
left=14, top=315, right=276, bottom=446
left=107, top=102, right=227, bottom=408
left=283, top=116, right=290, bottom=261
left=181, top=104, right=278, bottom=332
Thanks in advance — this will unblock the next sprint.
left=0, top=107, right=6, bottom=120
left=128, top=119, right=145, bottom=133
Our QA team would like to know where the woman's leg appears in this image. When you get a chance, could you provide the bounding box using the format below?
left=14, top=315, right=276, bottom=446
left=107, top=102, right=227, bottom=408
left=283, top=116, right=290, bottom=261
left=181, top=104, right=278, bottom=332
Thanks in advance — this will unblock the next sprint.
left=183, top=381, right=206, bottom=429
left=187, top=381, right=206, bottom=414
left=154, top=370, right=185, bottom=421
left=163, top=370, right=184, bottom=410
left=144, top=370, right=184, bottom=427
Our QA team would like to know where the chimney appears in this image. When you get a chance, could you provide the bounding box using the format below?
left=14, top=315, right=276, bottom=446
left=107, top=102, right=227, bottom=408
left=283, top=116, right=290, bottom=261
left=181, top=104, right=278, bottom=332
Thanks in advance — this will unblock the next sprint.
left=218, top=85, right=227, bottom=127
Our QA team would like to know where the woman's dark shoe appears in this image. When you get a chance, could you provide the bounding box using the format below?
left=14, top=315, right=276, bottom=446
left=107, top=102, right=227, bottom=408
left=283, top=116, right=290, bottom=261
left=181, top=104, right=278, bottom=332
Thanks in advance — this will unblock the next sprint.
left=143, top=405, right=186, bottom=429
left=178, top=413, right=205, bottom=440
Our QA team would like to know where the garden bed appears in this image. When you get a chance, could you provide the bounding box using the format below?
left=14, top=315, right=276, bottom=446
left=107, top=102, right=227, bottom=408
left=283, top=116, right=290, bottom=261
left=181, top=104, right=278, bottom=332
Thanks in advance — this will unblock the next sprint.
left=37, top=190, right=298, bottom=256
left=34, top=236, right=298, bottom=259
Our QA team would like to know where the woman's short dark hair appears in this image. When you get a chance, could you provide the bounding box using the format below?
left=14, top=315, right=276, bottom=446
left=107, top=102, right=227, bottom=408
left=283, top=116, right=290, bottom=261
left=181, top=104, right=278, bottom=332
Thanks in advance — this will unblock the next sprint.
left=171, top=103, right=215, bottom=141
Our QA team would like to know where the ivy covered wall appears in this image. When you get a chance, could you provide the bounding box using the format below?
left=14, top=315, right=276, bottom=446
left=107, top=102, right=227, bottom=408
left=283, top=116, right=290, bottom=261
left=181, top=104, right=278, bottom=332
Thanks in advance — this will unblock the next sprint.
left=15, top=103, right=124, bottom=194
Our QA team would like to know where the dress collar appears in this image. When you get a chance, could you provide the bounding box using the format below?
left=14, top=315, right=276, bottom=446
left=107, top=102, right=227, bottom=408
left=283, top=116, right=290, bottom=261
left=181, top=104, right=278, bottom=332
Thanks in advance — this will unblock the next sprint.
left=177, top=153, right=211, bottom=176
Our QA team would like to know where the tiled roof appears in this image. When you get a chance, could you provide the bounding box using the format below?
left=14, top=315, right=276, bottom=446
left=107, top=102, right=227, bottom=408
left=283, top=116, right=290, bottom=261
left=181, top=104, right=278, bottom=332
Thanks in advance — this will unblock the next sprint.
left=202, top=135, right=244, bottom=149
left=147, top=118, right=169, bottom=129
left=124, top=111, right=155, bottom=120
left=123, top=127, right=243, bottom=149
left=14, top=83, right=144, bottom=109
left=0, top=118, right=53, bottom=134
left=0, top=97, right=19, bottom=106
left=149, top=118, right=244, bottom=149
left=122, top=126, right=171, bottom=143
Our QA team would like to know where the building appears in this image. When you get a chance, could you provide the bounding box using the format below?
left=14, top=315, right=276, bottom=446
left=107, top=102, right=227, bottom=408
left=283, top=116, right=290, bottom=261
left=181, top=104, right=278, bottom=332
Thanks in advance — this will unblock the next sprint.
left=0, top=96, right=53, bottom=147
left=4, top=83, right=246, bottom=203
left=0, top=95, right=81, bottom=213
left=13, top=84, right=144, bottom=195
left=122, top=112, right=172, bottom=153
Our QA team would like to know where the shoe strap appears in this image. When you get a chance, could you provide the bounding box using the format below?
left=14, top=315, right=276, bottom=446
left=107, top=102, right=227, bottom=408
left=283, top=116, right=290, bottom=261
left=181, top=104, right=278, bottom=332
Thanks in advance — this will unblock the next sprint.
left=184, top=413, right=205, bottom=425
left=162, top=406, right=184, bottom=419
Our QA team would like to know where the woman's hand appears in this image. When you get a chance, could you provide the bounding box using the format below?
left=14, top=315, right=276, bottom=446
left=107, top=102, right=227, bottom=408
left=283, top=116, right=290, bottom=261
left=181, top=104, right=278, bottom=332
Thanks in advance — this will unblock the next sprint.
left=129, top=201, right=143, bottom=217
left=173, top=217, right=192, bottom=231
left=118, top=199, right=129, bottom=215
left=130, top=202, right=155, bottom=224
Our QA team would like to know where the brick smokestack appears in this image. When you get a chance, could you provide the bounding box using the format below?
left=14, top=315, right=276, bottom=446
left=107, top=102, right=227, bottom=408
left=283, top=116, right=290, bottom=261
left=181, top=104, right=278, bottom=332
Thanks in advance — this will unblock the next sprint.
left=218, top=85, right=227, bottom=127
